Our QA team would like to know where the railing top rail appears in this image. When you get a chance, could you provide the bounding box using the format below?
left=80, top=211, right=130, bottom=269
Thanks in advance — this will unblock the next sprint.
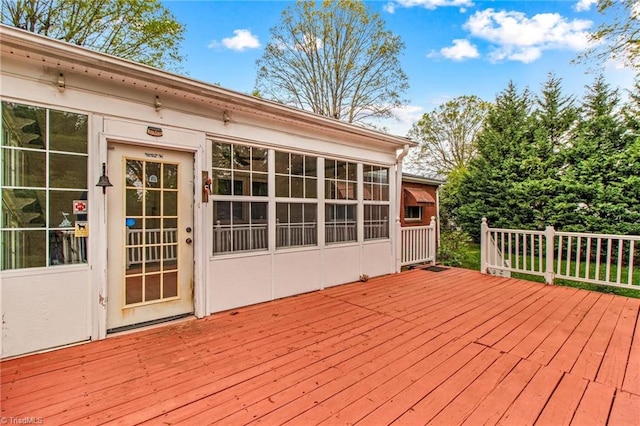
left=555, top=231, right=640, bottom=240
left=401, top=225, right=435, bottom=231
left=485, top=227, right=545, bottom=236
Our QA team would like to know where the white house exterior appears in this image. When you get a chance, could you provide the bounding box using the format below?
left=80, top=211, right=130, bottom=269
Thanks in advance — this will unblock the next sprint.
left=0, top=25, right=414, bottom=358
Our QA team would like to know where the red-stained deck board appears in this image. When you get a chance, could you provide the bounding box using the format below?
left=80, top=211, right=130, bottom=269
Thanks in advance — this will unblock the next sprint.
left=476, top=284, right=563, bottom=348
left=497, top=366, right=564, bottom=426
left=460, top=358, right=539, bottom=425
left=609, top=391, right=640, bottom=425
left=353, top=342, right=485, bottom=426
left=1, top=267, right=638, bottom=425
left=315, top=332, right=465, bottom=426
left=43, top=308, right=394, bottom=423
left=535, top=372, right=589, bottom=426
left=596, top=297, right=640, bottom=389
left=137, top=318, right=422, bottom=425
left=434, top=279, right=542, bottom=337
left=622, top=299, right=640, bottom=395
left=527, top=290, right=601, bottom=366
left=427, top=352, right=521, bottom=426
left=547, top=293, right=615, bottom=374
left=570, top=381, right=616, bottom=426
left=570, top=295, right=627, bottom=382
left=503, top=288, right=588, bottom=358
left=390, top=347, right=501, bottom=425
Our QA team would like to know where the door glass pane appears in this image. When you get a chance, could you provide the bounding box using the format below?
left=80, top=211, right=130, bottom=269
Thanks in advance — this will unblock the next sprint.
left=126, top=189, right=143, bottom=216
left=125, top=276, right=143, bottom=304
left=126, top=160, right=144, bottom=187
left=146, top=162, right=161, bottom=188
left=163, top=272, right=178, bottom=297
left=145, top=219, right=161, bottom=244
left=146, top=190, right=161, bottom=216
left=145, top=273, right=161, bottom=301
left=163, top=164, right=178, bottom=189
left=163, top=192, right=177, bottom=216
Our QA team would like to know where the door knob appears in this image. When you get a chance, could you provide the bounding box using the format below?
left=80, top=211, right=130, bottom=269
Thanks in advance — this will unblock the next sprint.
left=186, top=238, right=193, bottom=244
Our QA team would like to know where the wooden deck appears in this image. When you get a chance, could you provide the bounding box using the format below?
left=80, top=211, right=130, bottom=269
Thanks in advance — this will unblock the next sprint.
left=2, top=268, right=639, bottom=425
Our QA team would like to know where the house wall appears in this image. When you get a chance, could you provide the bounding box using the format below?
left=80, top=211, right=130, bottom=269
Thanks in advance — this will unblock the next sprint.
left=0, top=50, right=400, bottom=358
left=400, top=181, right=438, bottom=227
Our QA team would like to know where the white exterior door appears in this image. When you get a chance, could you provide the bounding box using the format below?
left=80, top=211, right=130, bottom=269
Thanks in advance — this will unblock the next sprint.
left=107, top=143, right=194, bottom=331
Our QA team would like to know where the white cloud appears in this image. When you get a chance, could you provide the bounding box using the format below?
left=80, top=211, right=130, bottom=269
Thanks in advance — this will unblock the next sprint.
left=440, top=39, right=480, bottom=60
left=574, top=0, right=597, bottom=12
left=208, top=29, right=260, bottom=52
left=464, top=9, right=593, bottom=63
left=384, top=0, right=474, bottom=13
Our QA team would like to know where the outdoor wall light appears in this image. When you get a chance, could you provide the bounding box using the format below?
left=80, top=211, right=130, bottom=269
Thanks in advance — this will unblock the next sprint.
left=223, top=110, right=230, bottom=124
left=96, top=162, right=113, bottom=194
left=154, top=95, right=162, bottom=111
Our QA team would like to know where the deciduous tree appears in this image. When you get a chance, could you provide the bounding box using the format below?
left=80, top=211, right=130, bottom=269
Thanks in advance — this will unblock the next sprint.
left=255, top=0, right=408, bottom=125
left=406, top=95, right=489, bottom=178
left=1, top=0, right=185, bottom=70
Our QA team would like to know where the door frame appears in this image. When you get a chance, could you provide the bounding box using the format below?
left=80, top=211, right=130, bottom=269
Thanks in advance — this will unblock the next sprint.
left=92, top=131, right=207, bottom=341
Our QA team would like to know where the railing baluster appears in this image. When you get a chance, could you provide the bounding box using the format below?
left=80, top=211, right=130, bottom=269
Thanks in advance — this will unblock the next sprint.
left=575, top=236, right=581, bottom=278
left=605, top=238, right=612, bottom=282
left=595, top=238, right=602, bottom=281
left=516, top=234, right=520, bottom=270
left=566, top=235, right=572, bottom=277
left=538, top=234, right=543, bottom=272
left=616, top=239, right=623, bottom=284
left=585, top=237, right=591, bottom=280
left=629, top=240, right=635, bottom=285
left=556, top=235, right=563, bottom=276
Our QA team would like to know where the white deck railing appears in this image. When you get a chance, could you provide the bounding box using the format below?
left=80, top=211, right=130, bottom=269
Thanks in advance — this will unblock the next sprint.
left=400, top=217, right=436, bottom=266
left=481, top=218, right=640, bottom=290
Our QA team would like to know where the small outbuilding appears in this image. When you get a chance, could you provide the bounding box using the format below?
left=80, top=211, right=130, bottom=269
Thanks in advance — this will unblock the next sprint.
left=0, top=25, right=416, bottom=358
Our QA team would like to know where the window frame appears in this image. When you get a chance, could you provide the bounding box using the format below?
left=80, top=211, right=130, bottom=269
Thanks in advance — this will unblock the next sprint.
left=0, top=100, right=89, bottom=270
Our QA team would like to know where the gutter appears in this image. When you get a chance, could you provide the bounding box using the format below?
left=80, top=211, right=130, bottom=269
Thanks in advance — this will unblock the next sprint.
left=395, top=144, right=411, bottom=273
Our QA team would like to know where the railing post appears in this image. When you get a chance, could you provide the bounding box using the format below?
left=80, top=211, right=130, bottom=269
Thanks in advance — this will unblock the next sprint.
left=480, top=218, right=488, bottom=274
left=429, top=216, right=437, bottom=264
left=544, top=225, right=555, bottom=284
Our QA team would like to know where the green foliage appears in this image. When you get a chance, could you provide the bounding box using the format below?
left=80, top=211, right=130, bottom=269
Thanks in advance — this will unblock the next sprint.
left=1, top=0, right=185, bottom=70
left=437, top=229, right=473, bottom=267
left=255, top=0, right=408, bottom=124
left=578, top=0, right=640, bottom=70
left=448, top=73, right=640, bottom=242
left=405, top=95, right=490, bottom=177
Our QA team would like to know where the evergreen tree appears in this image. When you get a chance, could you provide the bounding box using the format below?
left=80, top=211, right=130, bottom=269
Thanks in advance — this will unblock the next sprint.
left=517, top=74, right=578, bottom=228
left=456, top=82, right=535, bottom=240
left=561, top=75, right=640, bottom=234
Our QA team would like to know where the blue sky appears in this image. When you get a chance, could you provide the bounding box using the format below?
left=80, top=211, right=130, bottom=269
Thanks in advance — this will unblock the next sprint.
left=163, top=0, right=636, bottom=136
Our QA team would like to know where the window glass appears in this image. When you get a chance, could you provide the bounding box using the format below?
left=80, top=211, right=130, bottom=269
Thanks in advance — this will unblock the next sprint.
left=1, top=103, right=88, bottom=270
left=1, top=102, right=46, bottom=149
left=325, top=159, right=357, bottom=200
left=404, top=206, right=422, bottom=220
left=213, top=201, right=268, bottom=254
left=274, top=150, right=317, bottom=199
left=365, top=205, right=389, bottom=240
left=276, top=203, right=317, bottom=248
left=325, top=204, right=357, bottom=244
left=49, top=109, right=88, bottom=153
left=363, top=165, right=389, bottom=201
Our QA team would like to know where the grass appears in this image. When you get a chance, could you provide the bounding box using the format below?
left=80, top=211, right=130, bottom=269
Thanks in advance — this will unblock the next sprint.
left=446, top=243, right=640, bottom=299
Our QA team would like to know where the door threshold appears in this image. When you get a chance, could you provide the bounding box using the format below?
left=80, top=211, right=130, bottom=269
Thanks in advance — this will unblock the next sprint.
left=107, top=313, right=194, bottom=336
